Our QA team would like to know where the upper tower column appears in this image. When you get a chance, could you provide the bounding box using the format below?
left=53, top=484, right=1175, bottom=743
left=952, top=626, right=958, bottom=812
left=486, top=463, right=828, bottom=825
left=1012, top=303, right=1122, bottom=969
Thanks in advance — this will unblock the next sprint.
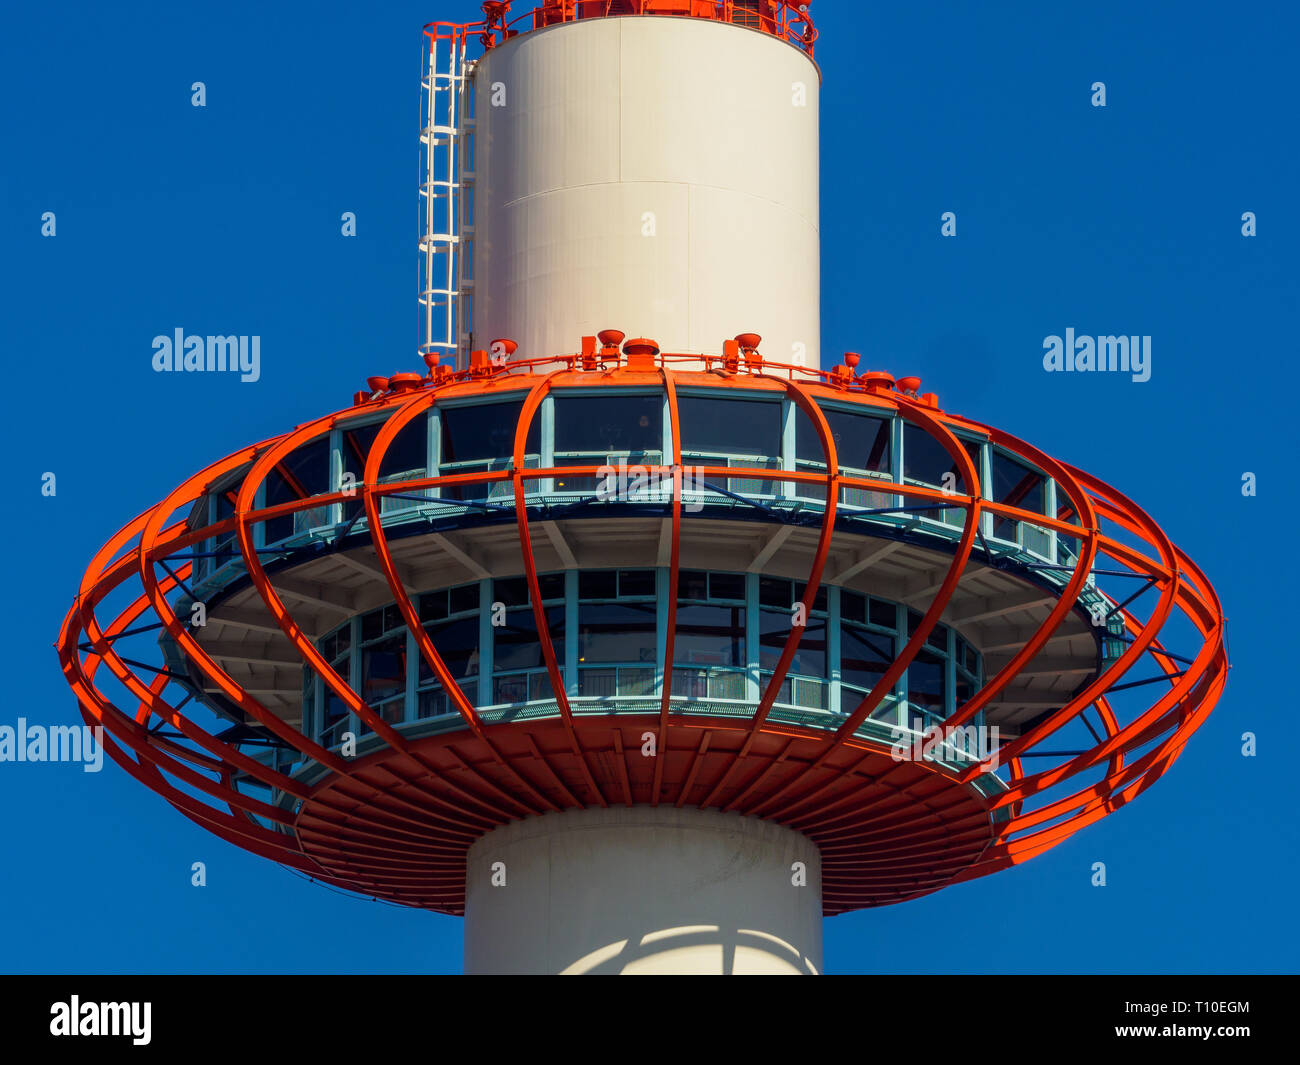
left=464, top=2, right=821, bottom=370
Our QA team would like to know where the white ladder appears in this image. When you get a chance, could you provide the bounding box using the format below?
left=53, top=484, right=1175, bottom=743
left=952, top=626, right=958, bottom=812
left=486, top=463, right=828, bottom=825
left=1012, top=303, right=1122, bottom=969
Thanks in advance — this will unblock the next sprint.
left=419, top=24, right=475, bottom=370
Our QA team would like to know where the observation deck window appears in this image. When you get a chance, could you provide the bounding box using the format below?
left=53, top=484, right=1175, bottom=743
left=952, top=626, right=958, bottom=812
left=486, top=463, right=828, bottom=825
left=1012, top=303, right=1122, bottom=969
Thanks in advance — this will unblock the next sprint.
left=265, top=438, right=331, bottom=543
left=990, top=449, right=1048, bottom=549
left=337, top=416, right=429, bottom=522
left=415, top=584, right=481, bottom=718
left=439, top=400, right=541, bottom=504
left=678, top=394, right=783, bottom=497
left=203, top=482, right=241, bottom=580
left=491, top=572, right=565, bottom=704
left=796, top=405, right=894, bottom=509
left=907, top=649, right=947, bottom=724
left=902, top=422, right=985, bottom=529
left=302, top=568, right=989, bottom=742
left=577, top=569, right=658, bottom=697
left=577, top=604, right=657, bottom=664
left=797, top=407, right=892, bottom=474
left=339, top=421, right=381, bottom=522
left=671, top=571, right=748, bottom=701
left=358, top=604, right=409, bottom=731
left=316, top=627, right=353, bottom=749
left=902, top=423, right=982, bottom=494
left=841, top=589, right=897, bottom=631
left=554, top=393, right=664, bottom=493
left=839, top=627, right=895, bottom=717
left=758, top=576, right=828, bottom=708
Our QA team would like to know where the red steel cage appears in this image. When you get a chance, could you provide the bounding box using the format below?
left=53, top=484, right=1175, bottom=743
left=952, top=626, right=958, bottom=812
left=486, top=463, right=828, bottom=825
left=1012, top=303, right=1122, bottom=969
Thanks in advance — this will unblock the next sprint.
left=57, top=342, right=1228, bottom=915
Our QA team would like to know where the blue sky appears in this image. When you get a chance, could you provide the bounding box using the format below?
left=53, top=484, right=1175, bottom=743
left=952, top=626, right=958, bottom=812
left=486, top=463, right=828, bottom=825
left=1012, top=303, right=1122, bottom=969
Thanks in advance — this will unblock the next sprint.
left=0, top=0, right=1296, bottom=974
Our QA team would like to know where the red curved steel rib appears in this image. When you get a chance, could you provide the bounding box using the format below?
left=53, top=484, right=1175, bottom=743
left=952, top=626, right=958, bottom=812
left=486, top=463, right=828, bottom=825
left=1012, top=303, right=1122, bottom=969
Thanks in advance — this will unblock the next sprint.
left=698, top=374, right=839, bottom=810
left=234, top=413, right=415, bottom=753
left=362, top=385, right=555, bottom=816
left=834, top=396, right=983, bottom=737
left=512, top=371, right=606, bottom=806
left=740, top=394, right=985, bottom=822
left=652, top=369, right=683, bottom=805
left=53, top=355, right=1228, bottom=914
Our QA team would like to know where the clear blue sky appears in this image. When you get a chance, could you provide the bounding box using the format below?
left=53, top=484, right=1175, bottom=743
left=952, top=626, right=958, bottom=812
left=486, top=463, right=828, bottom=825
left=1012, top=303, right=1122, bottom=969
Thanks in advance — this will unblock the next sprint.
left=1, top=0, right=1295, bottom=974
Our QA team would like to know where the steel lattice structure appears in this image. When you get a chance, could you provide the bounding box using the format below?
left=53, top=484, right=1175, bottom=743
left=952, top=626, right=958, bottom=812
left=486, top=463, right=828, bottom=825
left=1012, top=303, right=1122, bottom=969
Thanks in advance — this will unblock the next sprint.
left=56, top=347, right=1228, bottom=916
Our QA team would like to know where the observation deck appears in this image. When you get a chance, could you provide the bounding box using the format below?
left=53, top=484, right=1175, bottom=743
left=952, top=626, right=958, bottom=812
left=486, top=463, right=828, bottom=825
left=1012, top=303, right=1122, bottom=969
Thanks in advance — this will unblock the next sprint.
left=60, top=341, right=1227, bottom=916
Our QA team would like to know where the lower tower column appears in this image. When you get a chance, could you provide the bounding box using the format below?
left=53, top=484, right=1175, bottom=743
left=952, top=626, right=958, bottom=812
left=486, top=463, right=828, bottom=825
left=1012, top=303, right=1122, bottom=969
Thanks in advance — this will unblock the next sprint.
left=464, top=806, right=823, bottom=975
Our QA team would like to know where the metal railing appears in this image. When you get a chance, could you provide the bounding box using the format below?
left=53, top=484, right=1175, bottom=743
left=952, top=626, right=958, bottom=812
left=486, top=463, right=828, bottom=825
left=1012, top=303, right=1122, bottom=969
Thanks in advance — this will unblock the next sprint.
left=474, top=2, right=817, bottom=56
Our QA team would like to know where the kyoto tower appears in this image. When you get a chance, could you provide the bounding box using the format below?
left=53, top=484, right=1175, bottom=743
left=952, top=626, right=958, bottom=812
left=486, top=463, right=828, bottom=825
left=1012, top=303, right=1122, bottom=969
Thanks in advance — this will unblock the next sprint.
left=58, top=1, right=1228, bottom=976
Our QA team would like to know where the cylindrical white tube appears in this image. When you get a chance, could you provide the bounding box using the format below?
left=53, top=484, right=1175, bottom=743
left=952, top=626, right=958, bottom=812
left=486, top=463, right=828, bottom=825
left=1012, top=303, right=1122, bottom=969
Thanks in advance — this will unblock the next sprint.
left=469, top=16, right=821, bottom=370
left=464, top=806, right=824, bottom=975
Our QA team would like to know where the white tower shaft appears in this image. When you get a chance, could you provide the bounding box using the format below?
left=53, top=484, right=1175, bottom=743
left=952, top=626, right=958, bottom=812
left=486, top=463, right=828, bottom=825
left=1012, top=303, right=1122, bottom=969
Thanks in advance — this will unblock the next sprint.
left=465, top=807, right=824, bottom=975
left=466, top=16, right=821, bottom=369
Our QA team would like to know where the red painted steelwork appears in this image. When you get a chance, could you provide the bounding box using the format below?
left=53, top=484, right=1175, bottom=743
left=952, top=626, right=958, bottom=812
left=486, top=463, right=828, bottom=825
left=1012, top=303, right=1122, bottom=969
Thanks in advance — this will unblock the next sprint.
left=444, top=1, right=818, bottom=57
left=56, top=347, right=1228, bottom=916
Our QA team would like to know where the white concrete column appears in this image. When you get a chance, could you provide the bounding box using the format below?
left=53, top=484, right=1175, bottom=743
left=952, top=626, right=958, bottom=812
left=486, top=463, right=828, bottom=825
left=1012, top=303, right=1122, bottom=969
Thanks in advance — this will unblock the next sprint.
left=464, top=806, right=823, bottom=975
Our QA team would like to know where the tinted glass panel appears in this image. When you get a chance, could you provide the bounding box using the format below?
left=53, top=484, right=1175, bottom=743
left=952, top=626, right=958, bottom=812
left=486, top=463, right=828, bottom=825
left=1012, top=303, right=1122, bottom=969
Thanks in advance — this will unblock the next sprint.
left=678, top=396, right=782, bottom=458
left=553, top=395, right=663, bottom=454
left=265, top=437, right=331, bottom=542
left=793, top=581, right=830, bottom=614
left=842, top=591, right=867, bottom=625
left=677, top=570, right=709, bottom=601
left=842, top=626, right=893, bottom=690
left=709, top=572, right=745, bottom=601
left=323, top=690, right=349, bottom=729
left=618, top=569, right=656, bottom=598
left=340, top=422, right=383, bottom=520
left=991, top=452, right=1046, bottom=512
left=495, top=606, right=565, bottom=671
left=578, top=603, right=657, bottom=664
left=362, top=636, right=406, bottom=704
left=759, top=577, right=793, bottom=609
left=908, top=650, right=946, bottom=717
left=579, top=571, right=619, bottom=601
left=207, top=484, right=240, bottom=572
left=378, top=417, right=428, bottom=480
left=799, top=408, right=891, bottom=473
left=496, top=573, right=564, bottom=606
left=991, top=452, right=1046, bottom=540
left=760, top=609, right=826, bottom=676
left=274, top=438, right=331, bottom=497
left=419, top=617, right=480, bottom=687
left=420, top=591, right=448, bottom=623
left=674, top=605, right=745, bottom=667
left=440, top=400, right=539, bottom=463
left=450, top=584, right=480, bottom=614
left=903, top=424, right=982, bottom=491
left=869, top=598, right=896, bottom=629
